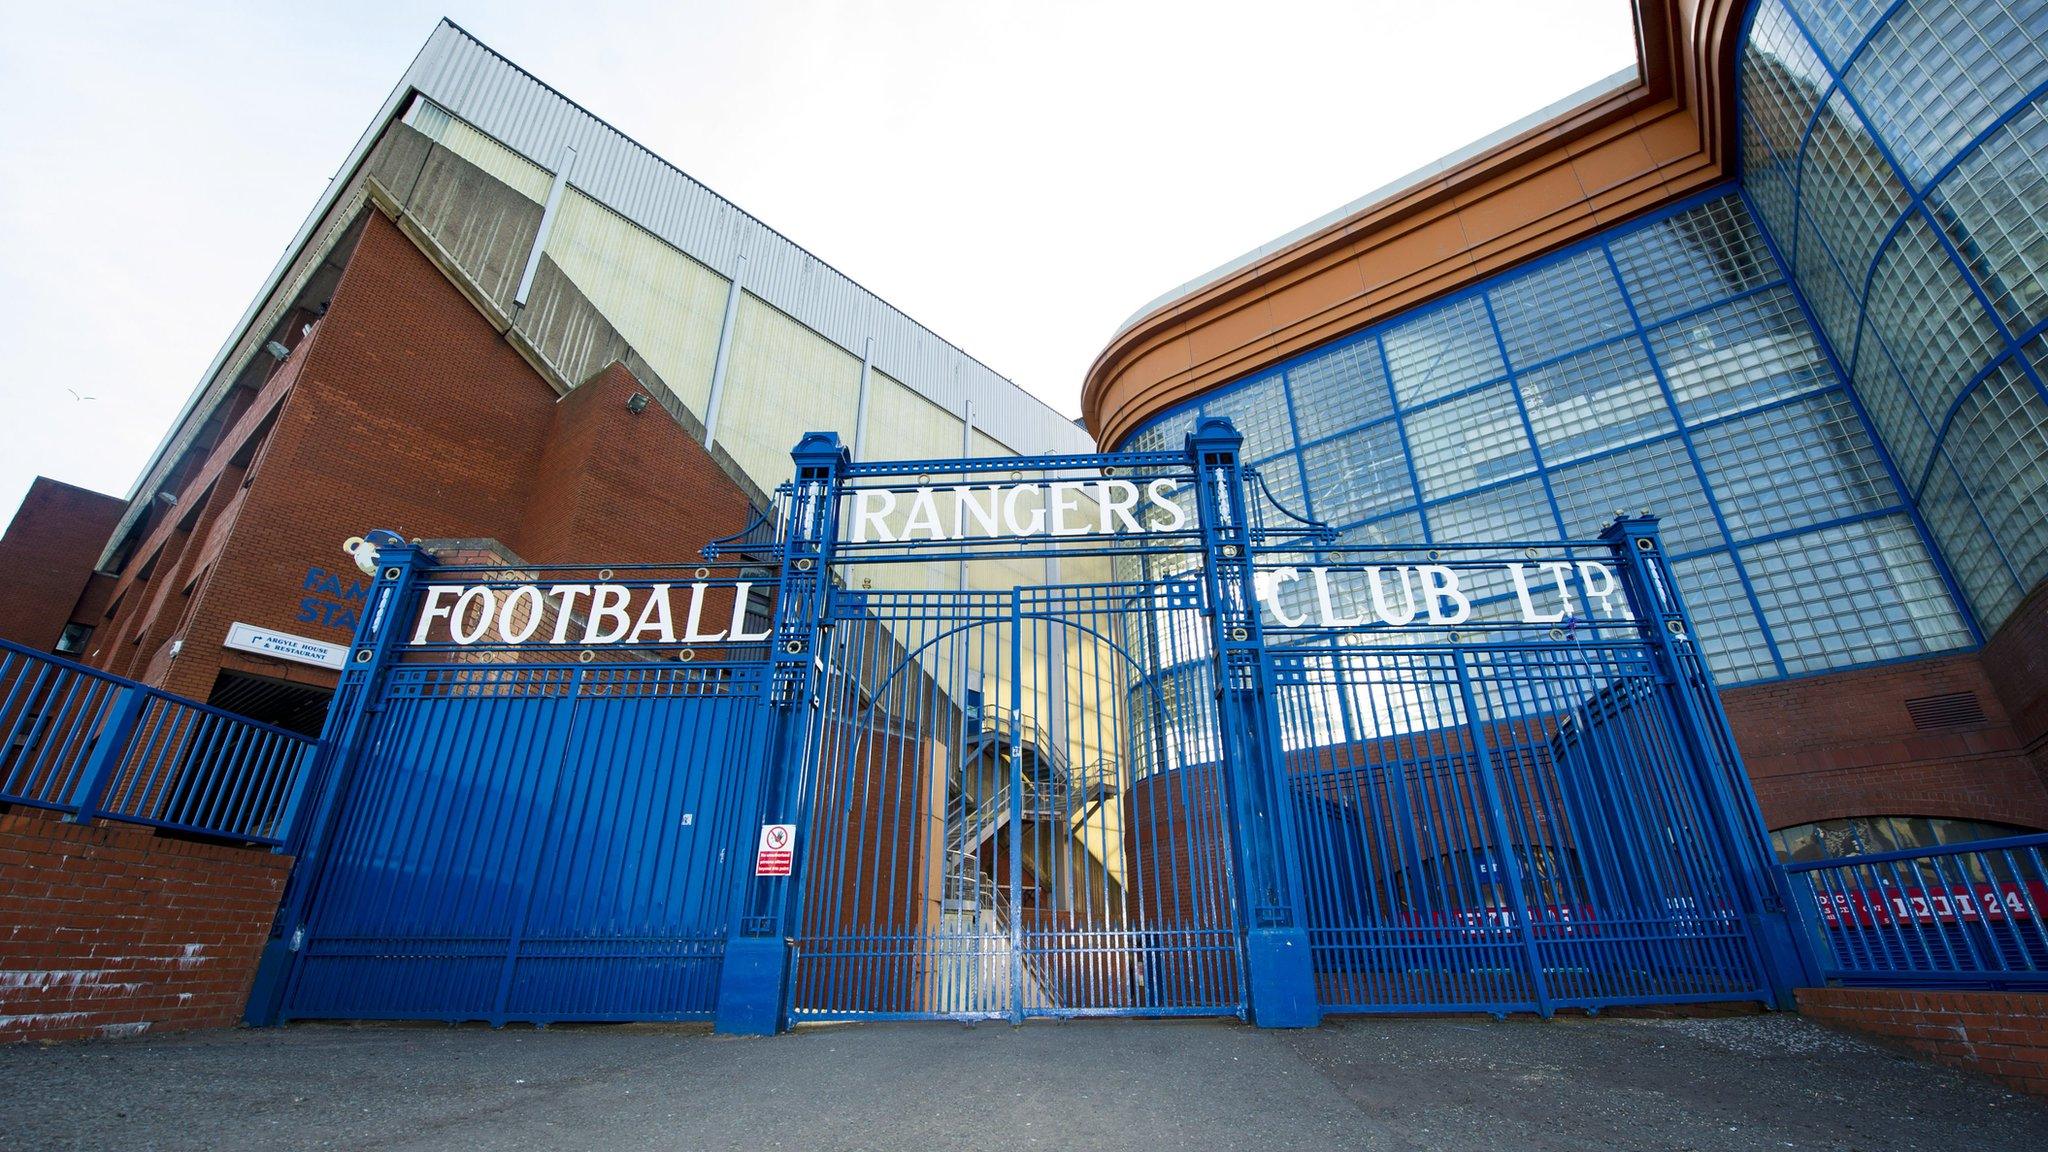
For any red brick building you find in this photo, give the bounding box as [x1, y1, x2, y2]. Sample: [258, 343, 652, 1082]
[0, 479, 123, 656]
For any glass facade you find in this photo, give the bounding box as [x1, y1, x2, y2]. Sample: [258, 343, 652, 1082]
[1118, 193, 1976, 685]
[1738, 0, 2048, 631]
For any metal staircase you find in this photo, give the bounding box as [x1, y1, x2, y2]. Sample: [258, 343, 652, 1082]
[935, 706, 1121, 1010]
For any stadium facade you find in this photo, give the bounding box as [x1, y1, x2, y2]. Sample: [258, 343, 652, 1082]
[1, 1, 2046, 1041]
[1085, 0, 2048, 858]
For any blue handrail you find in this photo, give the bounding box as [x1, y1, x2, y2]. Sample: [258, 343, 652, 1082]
[1783, 832, 2048, 989]
[0, 637, 320, 847]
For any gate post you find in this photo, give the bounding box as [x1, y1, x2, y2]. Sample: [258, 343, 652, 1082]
[1186, 417, 1320, 1028]
[245, 537, 434, 1025]
[1599, 516, 1818, 1006]
[714, 431, 846, 1035]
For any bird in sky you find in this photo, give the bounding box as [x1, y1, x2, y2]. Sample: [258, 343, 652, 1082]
[65, 387, 95, 401]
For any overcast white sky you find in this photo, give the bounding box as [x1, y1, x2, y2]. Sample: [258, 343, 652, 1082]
[0, 1, 1635, 520]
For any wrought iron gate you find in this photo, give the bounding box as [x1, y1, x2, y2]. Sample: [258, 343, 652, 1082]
[250, 417, 1809, 1031]
[787, 581, 1243, 1021]
[258, 562, 774, 1025]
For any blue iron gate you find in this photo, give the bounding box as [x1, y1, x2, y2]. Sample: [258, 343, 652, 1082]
[261, 562, 773, 1025]
[250, 417, 1808, 1031]
[787, 581, 1243, 1021]
[1270, 598, 1774, 1013]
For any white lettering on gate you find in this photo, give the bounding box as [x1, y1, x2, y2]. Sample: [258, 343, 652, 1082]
[406, 561, 1630, 647]
[1255, 562, 1627, 629]
[408, 579, 779, 648]
[844, 479, 1189, 544]
[681, 583, 725, 644]
[584, 586, 632, 645]
[1509, 563, 1574, 624]
[630, 584, 675, 644]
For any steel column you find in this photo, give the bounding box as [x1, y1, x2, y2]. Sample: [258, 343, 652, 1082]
[245, 541, 435, 1026]
[713, 431, 847, 1034]
[1187, 417, 1320, 1027]
[1600, 516, 1816, 1004]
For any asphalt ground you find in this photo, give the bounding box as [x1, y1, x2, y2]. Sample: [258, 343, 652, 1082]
[3, 1013, 2045, 1151]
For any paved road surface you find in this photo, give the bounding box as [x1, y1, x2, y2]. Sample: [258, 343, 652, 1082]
[3, 1013, 2044, 1151]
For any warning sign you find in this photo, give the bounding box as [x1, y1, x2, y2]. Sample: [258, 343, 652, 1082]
[756, 823, 795, 877]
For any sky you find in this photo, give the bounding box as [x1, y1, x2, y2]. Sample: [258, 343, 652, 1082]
[0, 1, 1635, 520]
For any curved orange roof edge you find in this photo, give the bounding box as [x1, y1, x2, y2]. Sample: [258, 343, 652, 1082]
[1082, 0, 1750, 450]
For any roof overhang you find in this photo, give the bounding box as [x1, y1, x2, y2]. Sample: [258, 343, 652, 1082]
[1081, 0, 1751, 449]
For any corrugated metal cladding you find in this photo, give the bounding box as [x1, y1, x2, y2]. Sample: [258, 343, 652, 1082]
[402, 20, 1088, 456]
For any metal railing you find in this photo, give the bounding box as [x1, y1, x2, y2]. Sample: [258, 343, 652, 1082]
[1786, 832, 2048, 989]
[0, 638, 318, 847]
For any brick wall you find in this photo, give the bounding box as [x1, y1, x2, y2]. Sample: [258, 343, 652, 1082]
[1723, 651, 2048, 832]
[0, 478, 124, 653]
[1982, 582, 2048, 779]
[1121, 770, 1240, 1007]
[81, 207, 756, 709]
[0, 807, 292, 1044]
[1797, 986, 2048, 1097]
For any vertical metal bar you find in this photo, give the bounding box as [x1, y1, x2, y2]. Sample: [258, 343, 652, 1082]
[1008, 588, 1026, 1023]
[852, 337, 875, 461]
[1451, 648, 1551, 1015]
[66, 686, 146, 824]
[244, 543, 435, 1025]
[513, 144, 578, 308]
[714, 431, 844, 1034]
[700, 254, 749, 450]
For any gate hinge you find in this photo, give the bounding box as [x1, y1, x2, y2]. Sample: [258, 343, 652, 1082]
[289, 925, 306, 952]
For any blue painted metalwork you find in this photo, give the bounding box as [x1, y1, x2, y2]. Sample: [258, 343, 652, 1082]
[1116, 185, 1974, 690]
[0, 637, 316, 845]
[1264, 523, 1792, 1014]
[1187, 419, 1320, 1026]
[1735, 0, 2048, 632]
[714, 431, 845, 1034]
[1786, 832, 2048, 989]
[250, 420, 1805, 1030]
[782, 434, 1252, 1023]
[255, 551, 777, 1027]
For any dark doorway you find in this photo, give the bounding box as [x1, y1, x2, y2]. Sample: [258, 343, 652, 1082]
[207, 670, 333, 737]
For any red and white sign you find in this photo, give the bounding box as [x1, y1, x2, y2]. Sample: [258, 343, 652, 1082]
[1813, 880, 2048, 928]
[755, 823, 795, 877]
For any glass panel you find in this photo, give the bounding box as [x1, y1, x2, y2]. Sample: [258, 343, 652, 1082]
[1549, 438, 1720, 554]
[1199, 373, 1294, 462]
[1123, 406, 1199, 454]
[1426, 477, 1559, 544]
[1741, 515, 1972, 673]
[1298, 421, 1413, 527]
[1518, 337, 1674, 464]
[1285, 337, 1392, 444]
[1249, 451, 1311, 524]
[1947, 350, 2048, 590]
[1848, 328, 1938, 478]
[1693, 391, 1898, 539]
[1382, 295, 1505, 408]
[1487, 249, 1632, 369]
[1800, 90, 1911, 287]
[1404, 384, 1534, 500]
[1919, 457, 2022, 624]
[1783, 0, 1889, 69]
[1609, 195, 1779, 326]
[1792, 207, 1863, 356]
[1650, 288, 1834, 424]
[1671, 551, 1779, 683]
[1745, 0, 1836, 153]
[1927, 92, 2048, 334]
[1862, 211, 2006, 423]
[1848, 0, 2048, 185]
